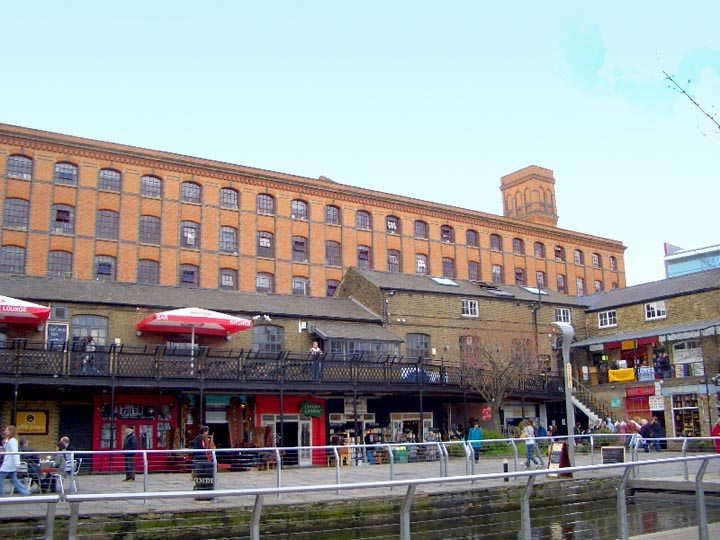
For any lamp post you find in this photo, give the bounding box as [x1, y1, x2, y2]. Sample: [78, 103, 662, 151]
[551, 321, 576, 465]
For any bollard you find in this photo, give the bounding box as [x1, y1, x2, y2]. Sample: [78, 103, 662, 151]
[503, 458, 509, 482]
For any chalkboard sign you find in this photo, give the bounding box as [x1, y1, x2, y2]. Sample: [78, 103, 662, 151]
[601, 446, 625, 464]
[548, 442, 564, 465]
[46, 323, 68, 350]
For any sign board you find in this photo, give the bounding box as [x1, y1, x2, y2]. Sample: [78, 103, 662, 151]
[344, 397, 367, 414]
[299, 401, 323, 418]
[547, 442, 565, 477]
[601, 446, 625, 464]
[46, 323, 68, 350]
[649, 395, 665, 411]
[626, 385, 656, 398]
[16, 410, 49, 434]
[610, 397, 621, 408]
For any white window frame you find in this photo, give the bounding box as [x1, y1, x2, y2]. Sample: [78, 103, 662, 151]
[554, 308, 571, 324]
[645, 301, 667, 321]
[461, 299, 479, 318]
[598, 310, 617, 329]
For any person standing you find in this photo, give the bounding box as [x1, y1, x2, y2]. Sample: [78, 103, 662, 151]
[191, 426, 214, 493]
[18, 438, 40, 491]
[310, 341, 323, 381]
[0, 425, 31, 496]
[467, 421, 483, 462]
[522, 420, 540, 470]
[122, 426, 137, 481]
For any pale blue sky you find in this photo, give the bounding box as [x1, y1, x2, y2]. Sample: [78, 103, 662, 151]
[3, 2, 718, 285]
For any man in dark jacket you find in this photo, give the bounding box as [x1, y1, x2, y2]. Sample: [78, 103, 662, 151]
[639, 419, 653, 453]
[122, 426, 138, 481]
[650, 416, 664, 452]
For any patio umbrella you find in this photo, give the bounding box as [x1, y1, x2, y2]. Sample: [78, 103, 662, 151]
[0, 294, 51, 325]
[135, 307, 252, 349]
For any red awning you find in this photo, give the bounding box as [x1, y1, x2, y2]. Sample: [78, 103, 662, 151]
[0, 295, 51, 325]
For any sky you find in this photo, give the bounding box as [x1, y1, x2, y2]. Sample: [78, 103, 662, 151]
[3, 2, 718, 286]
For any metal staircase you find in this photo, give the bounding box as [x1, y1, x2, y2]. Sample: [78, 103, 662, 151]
[571, 377, 613, 424]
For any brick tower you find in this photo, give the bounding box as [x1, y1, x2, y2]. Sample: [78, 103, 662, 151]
[500, 165, 558, 227]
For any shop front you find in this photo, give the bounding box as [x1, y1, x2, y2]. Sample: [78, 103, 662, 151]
[92, 394, 179, 473]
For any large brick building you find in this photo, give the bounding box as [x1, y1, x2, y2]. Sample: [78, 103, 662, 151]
[0, 123, 626, 298]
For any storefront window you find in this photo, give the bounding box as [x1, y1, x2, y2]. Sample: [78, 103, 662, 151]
[672, 393, 700, 437]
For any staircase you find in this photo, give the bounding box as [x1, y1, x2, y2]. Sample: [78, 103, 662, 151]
[571, 377, 613, 424]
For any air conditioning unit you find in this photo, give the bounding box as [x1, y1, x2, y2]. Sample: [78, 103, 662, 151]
[51, 306, 69, 320]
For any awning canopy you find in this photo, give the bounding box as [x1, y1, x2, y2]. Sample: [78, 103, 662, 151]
[0, 294, 51, 325]
[136, 307, 252, 338]
[312, 322, 402, 342]
[572, 317, 720, 349]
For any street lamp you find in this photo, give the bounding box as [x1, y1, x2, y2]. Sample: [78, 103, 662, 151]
[551, 321, 576, 465]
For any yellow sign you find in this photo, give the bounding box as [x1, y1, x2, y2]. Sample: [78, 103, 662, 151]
[16, 410, 48, 434]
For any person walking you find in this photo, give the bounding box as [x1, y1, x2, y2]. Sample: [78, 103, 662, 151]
[521, 420, 540, 470]
[467, 421, 483, 462]
[0, 425, 31, 496]
[122, 426, 137, 481]
[191, 426, 214, 494]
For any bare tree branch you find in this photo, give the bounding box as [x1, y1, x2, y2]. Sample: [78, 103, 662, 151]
[664, 70, 720, 137]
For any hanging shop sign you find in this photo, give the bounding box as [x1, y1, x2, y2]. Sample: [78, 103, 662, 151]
[16, 410, 48, 434]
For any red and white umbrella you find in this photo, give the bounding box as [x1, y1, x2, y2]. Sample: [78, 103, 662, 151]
[135, 307, 252, 348]
[0, 294, 51, 325]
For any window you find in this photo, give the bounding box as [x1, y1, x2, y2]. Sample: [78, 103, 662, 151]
[594, 279, 603, 293]
[414, 220, 428, 239]
[490, 234, 503, 252]
[180, 221, 200, 249]
[406, 333, 430, 358]
[139, 215, 161, 244]
[98, 168, 121, 191]
[325, 241, 341, 266]
[534, 242, 546, 258]
[253, 324, 284, 354]
[179, 264, 199, 287]
[3, 198, 29, 229]
[292, 236, 308, 262]
[415, 254, 428, 276]
[576, 277, 585, 296]
[555, 308, 571, 323]
[573, 249, 584, 265]
[386, 215, 400, 234]
[291, 199, 308, 220]
[491, 264, 503, 284]
[440, 225, 454, 243]
[468, 261, 479, 281]
[47, 250, 72, 277]
[611, 282, 619, 290]
[466, 230, 479, 247]
[181, 181, 201, 203]
[256, 272, 274, 293]
[388, 250, 401, 273]
[137, 259, 159, 285]
[292, 276, 310, 296]
[94, 255, 116, 281]
[220, 187, 239, 209]
[325, 205, 341, 225]
[326, 279, 339, 297]
[220, 226, 238, 253]
[557, 274, 566, 293]
[536, 271, 546, 288]
[442, 257, 455, 278]
[462, 299, 479, 317]
[51, 204, 75, 234]
[356, 210, 371, 230]
[54, 162, 78, 185]
[609, 256, 617, 271]
[598, 310, 617, 328]
[71, 314, 108, 346]
[592, 253, 602, 268]
[357, 245, 372, 269]
[515, 268, 525, 285]
[141, 175, 162, 198]
[6, 155, 33, 179]
[554, 246, 566, 262]
[257, 193, 275, 215]
[96, 210, 119, 240]
[219, 268, 238, 290]
[512, 238, 525, 255]
[645, 301, 667, 321]
[257, 231, 274, 258]
[0, 246, 25, 274]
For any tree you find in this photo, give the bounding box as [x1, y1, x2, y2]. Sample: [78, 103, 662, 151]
[664, 70, 720, 138]
[460, 333, 537, 432]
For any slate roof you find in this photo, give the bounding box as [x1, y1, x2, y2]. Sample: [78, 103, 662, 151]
[311, 322, 402, 342]
[350, 268, 584, 306]
[579, 268, 720, 312]
[572, 317, 720, 348]
[0, 275, 381, 322]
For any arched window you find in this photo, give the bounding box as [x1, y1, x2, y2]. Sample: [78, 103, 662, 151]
[219, 268, 238, 290]
[257, 194, 275, 215]
[466, 230, 479, 247]
[220, 187, 239, 209]
[292, 236, 308, 262]
[573, 249, 585, 265]
[98, 168, 122, 191]
[388, 250, 401, 273]
[554, 246, 566, 262]
[291, 199, 308, 220]
[51, 204, 75, 234]
[3, 198, 29, 229]
[181, 181, 202, 203]
[292, 276, 310, 296]
[491, 264, 503, 284]
[356, 210, 372, 230]
[257, 231, 274, 258]
[592, 253, 602, 268]
[141, 175, 163, 198]
[180, 221, 200, 249]
[536, 271, 546, 288]
[256, 272, 274, 293]
[442, 257, 455, 278]
[325, 205, 341, 225]
[326, 279, 339, 297]
[0, 246, 25, 274]
[96, 210, 119, 240]
[94, 255, 116, 281]
[179, 264, 199, 287]
[468, 261, 479, 281]
[6, 155, 33, 179]
[139, 215, 161, 244]
[357, 245, 372, 269]
[54, 162, 78, 185]
[490, 234, 503, 251]
[326, 241, 341, 266]
[47, 250, 72, 278]
[386, 215, 400, 234]
[515, 268, 525, 285]
[440, 225, 454, 243]
[414, 220, 429, 239]
[609, 256, 617, 271]
[220, 226, 238, 253]
[512, 238, 525, 255]
[137, 259, 159, 285]
[534, 242, 546, 258]
[415, 254, 428, 276]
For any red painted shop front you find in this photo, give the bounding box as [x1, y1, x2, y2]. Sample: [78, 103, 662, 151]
[92, 394, 179, 473]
